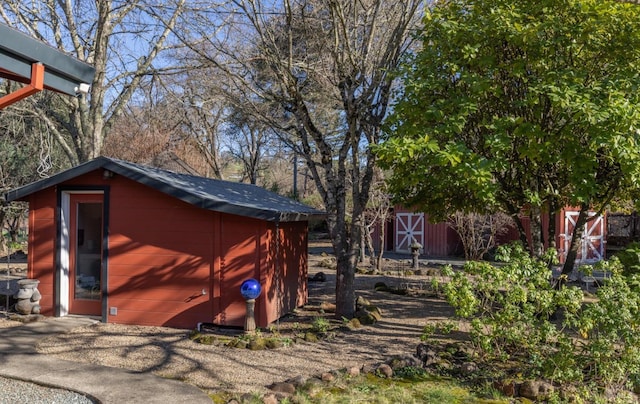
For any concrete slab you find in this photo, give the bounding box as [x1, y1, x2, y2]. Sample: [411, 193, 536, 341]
[0, 317, 212, 403]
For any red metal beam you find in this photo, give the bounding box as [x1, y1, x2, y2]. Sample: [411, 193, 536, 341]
[0, 62, 44, 109]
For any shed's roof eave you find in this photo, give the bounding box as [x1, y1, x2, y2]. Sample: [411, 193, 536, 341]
[5, 157, 325, 223]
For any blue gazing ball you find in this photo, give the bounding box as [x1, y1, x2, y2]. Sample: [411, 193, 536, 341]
[240, 278, 261, 300]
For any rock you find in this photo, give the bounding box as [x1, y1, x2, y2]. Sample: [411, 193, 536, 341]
[356, 296, 371, 308]
[344, 318, 362, 330]
[347, 366, 360, 377]
[248, 339, 266, 350]
[304, 332, 318, 342]
[286, 375, 307, 387]
[30, 289, 41, 302]
[361, 363, 376, 375]
[416, 343, 439, 367]
[15, 299, 35, 315]
[355, 310, 378, 325]
[321, 372, 334, 382]
[493, 380, 517, 397]
[305, 377, 323, 386]
[460, 362, 478, 375]
[265, 339, 283, 349]
[519, 380, 554, 400]
[388, 355, 421, 370]
[262, 394, 278, 404]
[374, 282, 389, 291]
[320, 301, 336, 312]
[310, 272, 327, 282]
[269, 382, 296, 395]
[377, 363, 393, 378]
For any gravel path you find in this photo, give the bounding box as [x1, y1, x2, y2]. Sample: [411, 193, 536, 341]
[0, 249, 461, 397]
[32, 270, 458, 396]
[0, 376, 95, 403]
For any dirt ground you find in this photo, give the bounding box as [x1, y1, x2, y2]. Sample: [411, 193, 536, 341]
[0, 241, 461, 395]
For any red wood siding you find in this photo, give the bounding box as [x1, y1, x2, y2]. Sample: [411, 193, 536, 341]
[106, 175, 214, 328]
[217, 214, 262, 327]
[28, 188, 56, 315]
[260, 222, 308, 325]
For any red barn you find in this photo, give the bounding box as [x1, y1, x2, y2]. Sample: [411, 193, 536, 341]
[5, 157, 324, 329]
[376, 206, 605, 264]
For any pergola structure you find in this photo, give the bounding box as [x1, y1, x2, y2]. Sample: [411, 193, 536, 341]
[0, 23, 95, 108]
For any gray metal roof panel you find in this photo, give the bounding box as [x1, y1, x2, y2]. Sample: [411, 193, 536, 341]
[5, 157, 325, 222]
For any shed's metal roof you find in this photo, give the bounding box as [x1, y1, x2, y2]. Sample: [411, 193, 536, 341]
[5, 157, 325, 222]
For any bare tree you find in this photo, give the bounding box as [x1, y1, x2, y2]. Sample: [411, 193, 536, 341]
[363, 169, 393, 271]
[448, 212, 514, 261]
[177, 0, 423, 317]
[0, 0, 187, 165]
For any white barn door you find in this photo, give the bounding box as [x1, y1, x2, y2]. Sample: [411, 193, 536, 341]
[395, 213, 424, 253]
[563, 211, 604, 264]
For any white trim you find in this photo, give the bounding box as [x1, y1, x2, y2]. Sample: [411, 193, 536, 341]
[59, 190, 104, 316]
[59, 192, 70, 316]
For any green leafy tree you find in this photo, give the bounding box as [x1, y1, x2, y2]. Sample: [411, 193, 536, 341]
[376, 0, 640, 273]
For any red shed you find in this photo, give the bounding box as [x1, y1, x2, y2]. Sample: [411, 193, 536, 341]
[5, 157, 324, 329]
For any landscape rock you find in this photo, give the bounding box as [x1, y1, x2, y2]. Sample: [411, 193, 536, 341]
[286, 375, 307, 387]
[321, 372, 334, 382]
[493, 380, 517, 397]
[269, 382, 296, 395]
[388, 355, 421, 370]
[361, 363, 376, 375]
[261, 394, 278, 404]
[347, 366, 360, 377]
[344, 318, 362, 330]
[377, 363, 393, 378]
[374, 282, 389, 291]
[519, 380, 554, 400]
[310, 272, 327, 282]
[460, 362, 478, 375]
[320, 301, 336, 312]
[416, 343, 439, 367]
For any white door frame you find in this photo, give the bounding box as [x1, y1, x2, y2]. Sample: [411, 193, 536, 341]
[58, 190, 104, 316]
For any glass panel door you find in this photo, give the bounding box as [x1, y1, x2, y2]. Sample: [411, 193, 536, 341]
[69, 194, 103, 315]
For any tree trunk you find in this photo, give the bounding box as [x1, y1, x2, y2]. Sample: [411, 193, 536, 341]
[530, 206, 544, 257]
[512, 214, 532, 253]
[561, 204, 589, 275]
[376, 219, 386, 271]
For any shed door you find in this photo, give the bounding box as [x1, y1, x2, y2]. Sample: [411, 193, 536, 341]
[395, 213, 424, 253]
[69, 194, 104, 315]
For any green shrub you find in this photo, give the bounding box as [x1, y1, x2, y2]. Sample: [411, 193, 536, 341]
[311, 316, 331, 333]
[439, 243, 640, 393]
[613, 242, 640, 277]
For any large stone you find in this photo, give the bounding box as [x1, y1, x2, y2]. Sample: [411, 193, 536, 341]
[269, 382, 296, 395]
[519, 380, 554, 400]
[15, 299, 35, 315]
[321, 372, 334, 382]
[416, 343, 439, 367]
[377, 363, 393, 378]
[346, 366, 360, 377]
[460, 362, 478, 375]
[286, 375, 307, 387]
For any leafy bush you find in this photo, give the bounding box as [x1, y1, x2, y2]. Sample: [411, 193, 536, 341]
[311, 316, 331, 333]
[439, 243, 640, 392]
[613, 242, 640, 277]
